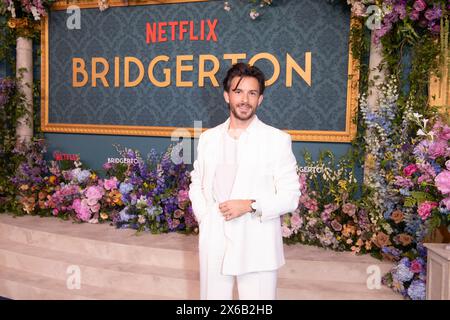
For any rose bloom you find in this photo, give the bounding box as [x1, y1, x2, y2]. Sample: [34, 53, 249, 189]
[391, 210, 404, 224]
[418, 201, 438, 220]
[410, 259, 423, 273]
[374, 232, 391, 248]
[403, 164, 418, 176]
[104, 177, 118, 191]
[397, 233, 413, 246]
[435, 170, 450, 194]
[342, 203, 357, 216]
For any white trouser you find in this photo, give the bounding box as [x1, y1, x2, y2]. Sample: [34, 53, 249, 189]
[199, 208, 278, 300]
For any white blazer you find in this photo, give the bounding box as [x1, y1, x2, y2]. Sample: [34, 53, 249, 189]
[189, 116, 301, 275]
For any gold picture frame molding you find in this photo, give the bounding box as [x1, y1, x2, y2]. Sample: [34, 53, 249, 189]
[41, 0, 360, 142]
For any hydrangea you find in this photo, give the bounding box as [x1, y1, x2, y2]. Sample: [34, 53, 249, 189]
[392, 263, 414, 282]
[407, 280, 426, 300]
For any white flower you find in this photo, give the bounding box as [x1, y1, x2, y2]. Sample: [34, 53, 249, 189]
[249, 9, 260, 20]
[30, 6, 40, 21]
[413, 112, 423, 119]
[7, 1, 16, 18]
[224, 1, 231, 11]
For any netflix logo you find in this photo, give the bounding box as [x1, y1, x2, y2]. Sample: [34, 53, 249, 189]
[146, 19, 218, 44]
[53, 151, 80, 161]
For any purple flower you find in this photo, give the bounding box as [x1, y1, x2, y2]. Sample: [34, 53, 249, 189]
[393, 3, 407, 19]
[409, 9, 420, 21]
[407, 280, 426, 300]
[394, 175, 414, 188]
[424, 6, 442, 21]
[429, 22, 441, 34]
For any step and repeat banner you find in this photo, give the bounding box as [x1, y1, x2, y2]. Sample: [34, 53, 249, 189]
[41, 0, 359, 142]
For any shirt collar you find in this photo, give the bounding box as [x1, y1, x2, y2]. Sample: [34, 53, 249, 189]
[224, 114, 260, 135]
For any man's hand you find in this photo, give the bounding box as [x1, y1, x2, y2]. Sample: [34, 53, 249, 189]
[219, 200, 252, 221]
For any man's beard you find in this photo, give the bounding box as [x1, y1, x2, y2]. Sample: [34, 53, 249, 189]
[229, 103, 256, 121]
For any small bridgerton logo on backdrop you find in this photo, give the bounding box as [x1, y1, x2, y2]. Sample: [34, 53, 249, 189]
[107, 157, 141, 164]
[298, 166, 324, 174]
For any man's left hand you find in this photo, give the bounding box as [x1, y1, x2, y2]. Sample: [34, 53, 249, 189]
[219, 200, 252, 221]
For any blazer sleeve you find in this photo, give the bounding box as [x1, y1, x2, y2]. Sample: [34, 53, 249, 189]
[258, 133, 301, 222]
[188, 134, 209, 224]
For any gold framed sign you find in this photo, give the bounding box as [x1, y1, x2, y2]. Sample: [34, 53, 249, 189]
[41, 0, 360, 142]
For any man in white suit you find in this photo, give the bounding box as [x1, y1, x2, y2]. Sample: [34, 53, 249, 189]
[189, 63, 300, 300]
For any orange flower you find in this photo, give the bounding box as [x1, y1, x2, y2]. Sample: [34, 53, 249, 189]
[48, 175, 57, 184]
[390, 210, 404, 224]
[397, 233, 413, 246]
[373, 232, 391, 248]
[38, 191, 47, 200]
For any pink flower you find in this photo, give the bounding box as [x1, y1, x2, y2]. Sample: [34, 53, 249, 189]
[403, 164, 418, 176]
[410, 259, 423, 273]
[413, 0, 427, 12]
[331, 219, 343, 232]
[438, 125, 450, 140]
[52, 208, 59, 216]
[435, 170, 450, 194]
[177, 189, 189, 204]
[342, 203, 357, 217]
[446, 160, 450, 171]
[90, 203, 101, 213]
[417, 162, 437, 177]
[86, 197, 98, 206]
[394, 176, 414, 188]
[299, 173, 308, 194]
[418, 174, 432, 184]
[103, 177, 118, 191]
[72, 198, 91, 222]
[290, 213, 303, 229]
[85, 186, 104, 201]
[428, 140, 447, 159]
[418, 201, 438, 220]
[282, 224, 293, 238]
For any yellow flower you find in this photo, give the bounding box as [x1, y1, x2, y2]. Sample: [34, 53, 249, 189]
[100, 212, 108, 220]
[365, 154, 376, 170]
[90, 173, 97, 180]
[19, 184, 29, 191]
[48, 175, 57, 184]
[338, 180, 347, 190]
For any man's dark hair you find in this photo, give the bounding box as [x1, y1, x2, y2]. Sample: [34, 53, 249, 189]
[222, 63, 265, 94]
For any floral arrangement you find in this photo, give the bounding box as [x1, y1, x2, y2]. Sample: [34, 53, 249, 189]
[282, 151, 382, 255]
[108, 145, 197, 234]
[347, 0, 449, 41]
[394, 113, 450, 238]
[382, 245, 428, 299]
[1, 0, 55, 21]
[7, 140, 198, 235]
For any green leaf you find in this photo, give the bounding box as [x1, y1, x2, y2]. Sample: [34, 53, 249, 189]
[404, 197, 416, 207]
